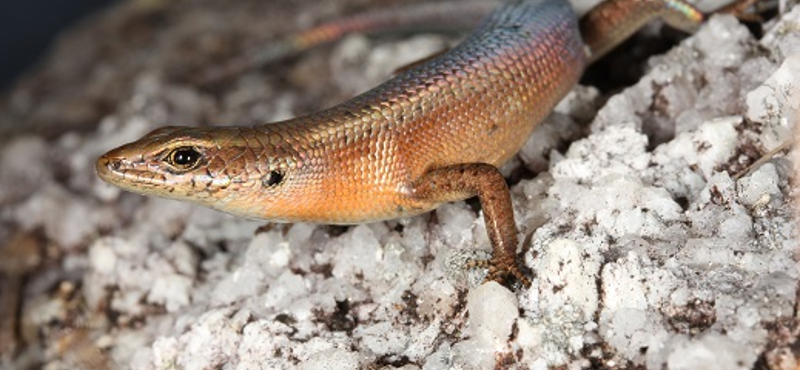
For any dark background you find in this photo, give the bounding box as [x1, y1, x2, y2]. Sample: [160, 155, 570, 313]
[0, 0, 118, 90]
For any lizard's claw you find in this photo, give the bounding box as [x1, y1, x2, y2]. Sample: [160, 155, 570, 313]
[467, 258, 531, 288]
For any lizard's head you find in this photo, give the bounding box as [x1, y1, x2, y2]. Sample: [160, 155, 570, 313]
[96, 126, 294, 214]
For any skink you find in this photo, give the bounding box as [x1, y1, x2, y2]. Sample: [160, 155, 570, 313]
[96, 0, 703, 285]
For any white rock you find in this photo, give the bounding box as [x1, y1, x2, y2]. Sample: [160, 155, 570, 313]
[601, 308, 670, 364]
[746, 54, 800, 148]
[666, 334, 756, 370]
[737, 163, 781, 207]
[601, 252, 648, 313]
[467, 282, 519, 345]
[356, 321, 408, 356]
[536, 239, 600, 321]
[299, 348, 360, 370]
[452, 282, 519, 369]
[147, 273, 193, 312]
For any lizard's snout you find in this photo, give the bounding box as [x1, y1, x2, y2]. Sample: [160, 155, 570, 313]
[95, 154, 115, 182]
[95, 150, 128, 183]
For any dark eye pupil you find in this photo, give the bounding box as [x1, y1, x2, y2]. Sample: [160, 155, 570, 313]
[264, 170, 284, 186]
[171, 147, 200, 167]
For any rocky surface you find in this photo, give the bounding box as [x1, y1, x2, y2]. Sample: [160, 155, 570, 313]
[0, 0, 798, 369]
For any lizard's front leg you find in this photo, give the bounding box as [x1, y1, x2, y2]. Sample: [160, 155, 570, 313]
[409, 163, 530, 287]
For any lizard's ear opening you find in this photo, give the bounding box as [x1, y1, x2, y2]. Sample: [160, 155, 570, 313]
[262, 170, 285, 187]
[163, 146, 204, 172]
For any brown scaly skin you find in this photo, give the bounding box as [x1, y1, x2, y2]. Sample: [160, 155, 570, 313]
[97, 0, 703, 287]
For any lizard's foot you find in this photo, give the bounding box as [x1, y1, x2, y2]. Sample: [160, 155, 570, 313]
[466, 257, 531, 288]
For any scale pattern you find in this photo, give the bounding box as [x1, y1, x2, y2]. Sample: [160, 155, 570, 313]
[246, 0, 586, 223]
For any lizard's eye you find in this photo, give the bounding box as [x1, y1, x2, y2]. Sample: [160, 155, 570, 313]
[166, 146, 202, 170]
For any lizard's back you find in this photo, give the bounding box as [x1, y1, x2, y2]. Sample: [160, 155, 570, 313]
[261, 0, 587, 221]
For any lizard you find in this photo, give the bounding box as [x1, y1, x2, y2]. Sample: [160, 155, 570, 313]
[96, 0, 705, 286]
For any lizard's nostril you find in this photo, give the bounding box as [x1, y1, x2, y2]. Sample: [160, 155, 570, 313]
[96, 154, 123, 180]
